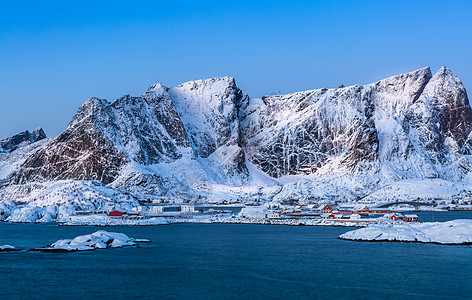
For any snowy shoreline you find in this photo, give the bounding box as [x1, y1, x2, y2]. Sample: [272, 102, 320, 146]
[170, 217, 373, 227]
[52, 215, 383, 227]
[339, 219, 472, 245]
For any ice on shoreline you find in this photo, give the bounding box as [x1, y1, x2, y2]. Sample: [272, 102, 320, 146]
[339, 219, 472, 245]
[31, 230, 150, 252]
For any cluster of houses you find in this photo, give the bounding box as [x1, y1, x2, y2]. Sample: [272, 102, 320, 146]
[238, 203, 419, 222]
[447, 193, 472, 211]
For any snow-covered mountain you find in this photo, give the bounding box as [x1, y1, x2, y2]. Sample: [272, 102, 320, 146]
[1, 66, 472, 221]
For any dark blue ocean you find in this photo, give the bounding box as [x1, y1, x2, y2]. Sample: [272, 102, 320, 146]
[1, 211, 472, 299]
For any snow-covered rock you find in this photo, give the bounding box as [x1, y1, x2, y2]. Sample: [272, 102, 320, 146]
[32, 230, 149, 252]
[7, 205, 56, 223]
[339, 219, 472, 244]
[0, 200, 17, 221]
[0, 245, 21, 252]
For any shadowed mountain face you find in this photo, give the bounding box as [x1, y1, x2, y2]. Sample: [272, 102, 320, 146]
[5, 67, 472, 193]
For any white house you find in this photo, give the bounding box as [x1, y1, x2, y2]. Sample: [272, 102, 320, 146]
[181, 205, 195, 213]
[238, 206, 270, 219]
[150, 206, 164, 213]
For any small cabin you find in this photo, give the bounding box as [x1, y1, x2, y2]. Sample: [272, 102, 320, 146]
[403, 214, 418, 222]
[384, 213, 404, 221]
[353, 205, 369, 212]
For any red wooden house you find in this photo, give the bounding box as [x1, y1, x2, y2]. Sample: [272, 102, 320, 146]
[109, 210, 125, 217]
[403, 214, 418, 222]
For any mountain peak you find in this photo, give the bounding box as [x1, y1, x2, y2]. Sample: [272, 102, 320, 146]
[436, 65, 451, 75]
[0, 128, 47, 153]
[147, 83, 169, 93]
[430, 65, 461, 83]
[174, 76, 237, 90]
[32, 128, 46, 142]
[373, 66, 432, 86]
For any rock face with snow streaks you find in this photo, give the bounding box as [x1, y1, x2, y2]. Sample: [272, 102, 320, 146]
[243, 67, 472, 181]
[243, 84, 380, 177]
[167, 77, 249, 175]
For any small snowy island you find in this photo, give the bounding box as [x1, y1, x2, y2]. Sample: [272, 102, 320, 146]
[31, 230, 150, 252]
[339, 219, 472, 245]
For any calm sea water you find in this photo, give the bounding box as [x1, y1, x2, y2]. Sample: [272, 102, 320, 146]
[1, 211, 472, 299]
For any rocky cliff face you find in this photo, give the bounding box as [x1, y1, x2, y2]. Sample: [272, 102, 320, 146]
[242, 67, 472, 182]
[2, 66, 472, 203]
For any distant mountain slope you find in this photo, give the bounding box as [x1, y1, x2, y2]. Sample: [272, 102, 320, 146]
[0, 129, 48, 187]
[0, 128, 46, 153]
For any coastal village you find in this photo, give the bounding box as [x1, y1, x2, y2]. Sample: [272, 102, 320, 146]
[76, 189, 472, 225]
[72, 197, 472, 225]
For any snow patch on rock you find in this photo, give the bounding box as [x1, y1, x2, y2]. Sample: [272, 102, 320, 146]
[33, 230, 149, 252]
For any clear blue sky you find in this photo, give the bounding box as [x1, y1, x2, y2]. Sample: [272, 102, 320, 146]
[1, 0, 471, 138]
